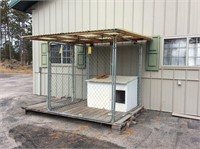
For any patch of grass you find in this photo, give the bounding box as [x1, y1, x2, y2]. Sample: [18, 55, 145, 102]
[0, 65, 32, 74]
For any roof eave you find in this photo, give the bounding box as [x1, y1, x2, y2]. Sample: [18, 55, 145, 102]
[9, 0, 38, 13]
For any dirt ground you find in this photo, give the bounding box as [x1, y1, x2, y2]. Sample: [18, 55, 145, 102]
[1, 73, 200, 149]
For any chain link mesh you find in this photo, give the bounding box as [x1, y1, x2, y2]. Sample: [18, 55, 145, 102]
[48, 43, 139, 123]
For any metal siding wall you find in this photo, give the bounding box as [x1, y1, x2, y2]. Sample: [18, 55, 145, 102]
[69, 0, 76, 32]
[185, 81, 198, 115]
[44, 2, 50, 34]
[124, 0, 133, 31]
[154, 0, 165, 36]
[114, 0, 123, 28]
[133, 0, 143, 33]
[49, 1, 56, 33]
[32, 3, 41, 95]
[98, 0, 106, 29]
[189, 0, 200, 34]
[176, 0, 189, 35]
[143, 0, 154, 35]
[56, 0, 63, 33]
[62, 0, 69, 32]
[31, 0, 200, 116]
[162, 80, 173, 112]
[142, 79, 151, 109]
[90, 0, 98, 30]
[150, 80, 161, 110]
[164, 0, 177, 36]
[106, 0, 114, 29]
[82, 0, 90, 30]
[173, 80, 185, 114]
[76, 0, 83, 31]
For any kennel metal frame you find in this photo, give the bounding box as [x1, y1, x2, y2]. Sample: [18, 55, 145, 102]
[23, 29, 152, 123]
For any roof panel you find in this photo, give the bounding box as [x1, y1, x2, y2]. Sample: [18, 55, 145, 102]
[23, 28, 152, 44]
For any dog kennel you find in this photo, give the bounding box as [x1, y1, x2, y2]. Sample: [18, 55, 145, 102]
[23, 29, 151, 126]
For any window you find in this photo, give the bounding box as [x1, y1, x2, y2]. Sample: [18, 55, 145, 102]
[163, 38, 186, 66]
[51, 44, 72, 64]
[188, 37, 200, 66]
[163, 37, 200, 66]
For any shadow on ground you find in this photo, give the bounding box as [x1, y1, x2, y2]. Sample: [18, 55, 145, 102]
[9, 124, 124, 149]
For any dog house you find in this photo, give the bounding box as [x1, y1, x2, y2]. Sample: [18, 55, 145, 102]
[86, 76, 138, 112]
[23, 29, 152, 128]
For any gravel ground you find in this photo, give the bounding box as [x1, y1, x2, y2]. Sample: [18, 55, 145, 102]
[0, 73, 200, 149]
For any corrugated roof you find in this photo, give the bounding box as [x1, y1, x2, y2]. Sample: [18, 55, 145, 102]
[22, 29, 152, 44]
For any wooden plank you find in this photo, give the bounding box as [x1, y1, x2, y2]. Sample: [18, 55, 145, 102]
[72, 107, 96, 115]
[104, 111, 124, 122]
[67, 107, 90, 115]
[172, 113, 200, 120]
[94, 111, 111, 122]
[56, 101, 86, 112]
[25, 101, 47, 109]
[81, 108, 103, 117]
[62, 102, 87, 113]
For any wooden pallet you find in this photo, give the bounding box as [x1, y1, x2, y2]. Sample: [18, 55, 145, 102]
[112, 106, 144, 134]
[22, 99, 143, 133]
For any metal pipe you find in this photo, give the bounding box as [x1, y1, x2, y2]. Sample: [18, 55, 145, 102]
[111, 36, 117, 123]
[138, 44, 143, 106]
[71, 45, 75, 101]
[48, 41, 52, 111]
[86, 45, 90, 79]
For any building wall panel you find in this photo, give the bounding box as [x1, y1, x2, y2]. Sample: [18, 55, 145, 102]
[150, 80, 161, 110]
[106, 0, 114, 29]
[49, 1, 56, 33]
[162, 70, 173, 79]
[98, 0, 106, 29]
[133, 0, 143, 33]
[176, 0, 189, 35]
[62, 0, 69, 32]
[173, 80, 185, 114]
[143, 0, 154, 35]
[162, 80, 173, 112]
[123, 0, 133, 31]
[142, 79, 151, 109]
[114, 0, 123, 28]
[185, 81, 198, 115]
[76, 0, 82, 31]
[189, 0, 200, 34]
[55, 0, 63, 32]
[153, 0, 165, 36]
[68, 0, 76, 32]
[164, 0, 177, 36]
[90, 0, 98, 30]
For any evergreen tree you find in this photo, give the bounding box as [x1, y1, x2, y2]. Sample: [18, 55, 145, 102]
[0, 0, 32, 64]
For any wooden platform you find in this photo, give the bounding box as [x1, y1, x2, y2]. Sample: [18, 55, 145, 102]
[22, 99, 143, 133]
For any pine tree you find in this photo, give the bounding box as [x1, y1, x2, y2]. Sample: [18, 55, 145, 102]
[0, 0, 32, 64]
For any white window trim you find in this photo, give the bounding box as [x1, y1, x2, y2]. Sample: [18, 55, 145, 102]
[160, 35, 200, 69]
[51, 44, 73, 66]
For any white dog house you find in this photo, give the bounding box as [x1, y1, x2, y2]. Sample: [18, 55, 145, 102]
[86, 76, 138, 112]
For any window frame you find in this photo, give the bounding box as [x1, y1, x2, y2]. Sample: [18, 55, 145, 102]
[50, 43, 73, 66]
[161, 35, 200, 69]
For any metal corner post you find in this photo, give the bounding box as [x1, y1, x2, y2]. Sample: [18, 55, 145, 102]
[111, 36, 117, 123]
[71, 44, 75, 102]
[48, 42, 52, 111]
[138, 44, 143, 106]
